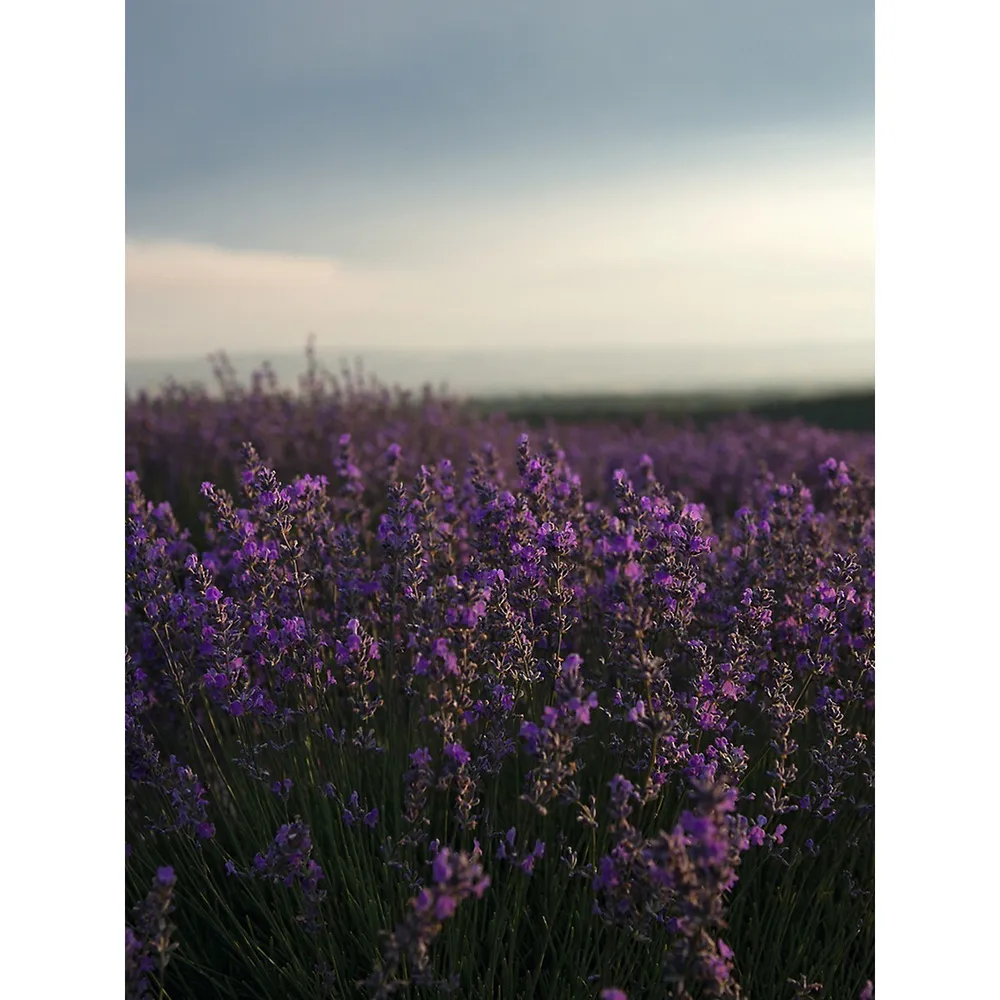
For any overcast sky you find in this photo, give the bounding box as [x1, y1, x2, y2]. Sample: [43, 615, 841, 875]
[126, 1, 874, 373]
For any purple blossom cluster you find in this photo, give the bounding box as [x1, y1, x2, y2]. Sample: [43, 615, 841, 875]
[363, 845, 490, 998]
[495, 825, 547, 876]
[520, 652, 600, 815]
[127, 356, 873, 529]
[228, 819, 328, 933]
[333, 786, 380, 829]
[125, 651, 215, 840]
[591, 772, 749, 998]
[125, 370, 874, 997]
[125, 866, 178, 1000]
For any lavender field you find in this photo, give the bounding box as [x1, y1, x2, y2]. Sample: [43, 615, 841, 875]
[125, 357, 874, 999]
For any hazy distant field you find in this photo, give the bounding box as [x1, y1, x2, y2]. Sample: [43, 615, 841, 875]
[125, 345, 874, 401]
[126, 349, 873, 435]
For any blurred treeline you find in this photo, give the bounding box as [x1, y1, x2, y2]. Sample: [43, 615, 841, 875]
[465, 389, 875, 432]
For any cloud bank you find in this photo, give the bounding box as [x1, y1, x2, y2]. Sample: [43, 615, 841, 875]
[127, 135, 872, 361]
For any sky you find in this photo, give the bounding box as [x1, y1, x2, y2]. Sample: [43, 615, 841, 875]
[126, 1, 874, 389]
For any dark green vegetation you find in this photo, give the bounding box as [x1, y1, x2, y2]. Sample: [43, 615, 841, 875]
[465, 389, 875, 432]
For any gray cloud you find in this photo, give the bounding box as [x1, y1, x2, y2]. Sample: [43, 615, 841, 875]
[127, 1, 873, 249]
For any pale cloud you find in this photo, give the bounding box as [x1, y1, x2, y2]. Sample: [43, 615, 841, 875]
[126, 138, 872, 361]
[125, 241, 351, 291]
[126, 241, 392, 357]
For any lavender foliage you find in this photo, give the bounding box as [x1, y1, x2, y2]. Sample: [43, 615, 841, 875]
[125, 361, 874, 999]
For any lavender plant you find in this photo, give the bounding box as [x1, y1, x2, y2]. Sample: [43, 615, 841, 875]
[126, 361, 874, 999]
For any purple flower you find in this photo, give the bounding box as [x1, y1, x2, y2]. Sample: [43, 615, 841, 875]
[592, 856, 621, 897]
[444, 742, 471, 766]
[520, 839, 546, 875]
[520, 721, 541, 754]
[249, 820, 327, 931]
[271, 777, 293, 799]
[126, 867, 179, 999]
[432, 851, 451, 885]
[567, 691, 599, 725]
[622, 560, 644, 583]
[493, 684, 515, 713]
[601, 990, 629, 1000]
